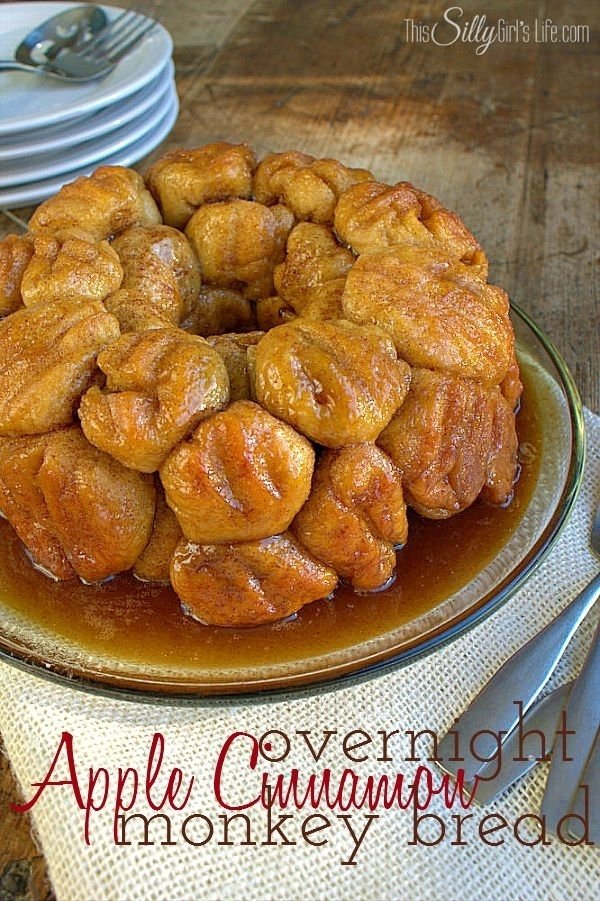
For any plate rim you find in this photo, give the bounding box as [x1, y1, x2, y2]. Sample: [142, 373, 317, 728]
[0, 82, 178, 186]
[0, 1, 173, 136]
[0, 93, 179, 206]
[0, 60, 174, 161]
[0, 302, 586, 704]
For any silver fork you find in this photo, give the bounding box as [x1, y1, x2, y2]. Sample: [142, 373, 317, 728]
[0, 11, 157, 82]
[435, 503, 600, 784]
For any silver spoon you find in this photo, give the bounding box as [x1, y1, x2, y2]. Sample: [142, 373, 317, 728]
[0, 5, 108, 80]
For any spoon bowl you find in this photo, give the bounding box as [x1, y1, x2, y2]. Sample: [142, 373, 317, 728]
[15, 5, 107, 65]
[0, 5, 109, 81]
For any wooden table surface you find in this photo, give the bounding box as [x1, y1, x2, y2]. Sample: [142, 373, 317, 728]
[0, 0, 597, 896]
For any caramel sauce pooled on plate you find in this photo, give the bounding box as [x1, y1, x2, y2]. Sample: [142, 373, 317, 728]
[0, 369, 542, 675]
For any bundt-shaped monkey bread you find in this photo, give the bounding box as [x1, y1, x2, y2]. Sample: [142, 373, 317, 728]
[0, 144, 521, 627]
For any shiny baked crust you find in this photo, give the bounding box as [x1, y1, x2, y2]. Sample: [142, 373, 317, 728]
[171, 532, 338, 627]
[253, 318, 411, 447]
[105, 225, 201, 332]
[292, 444, 408, 591]
[160, 400, 315, 543]
[29, 166, 160, 241]
[79, 328, 230, 472]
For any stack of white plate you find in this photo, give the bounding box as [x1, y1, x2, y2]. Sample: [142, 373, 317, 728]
[0, 2, 177, 208]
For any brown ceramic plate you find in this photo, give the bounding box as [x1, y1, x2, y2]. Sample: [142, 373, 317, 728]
[0, 304, 585, 702]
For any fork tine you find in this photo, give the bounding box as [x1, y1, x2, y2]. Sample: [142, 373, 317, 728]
[84, 9, 144, 57]
[84, 14, 155, 62]
[104, 19, 158, 64]
[88, 9, 131, 47]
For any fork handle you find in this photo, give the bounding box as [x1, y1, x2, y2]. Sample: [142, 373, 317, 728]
[0, 61, 39, 72]
[540, 615, 600, 834]
[437, 571, 600, 782]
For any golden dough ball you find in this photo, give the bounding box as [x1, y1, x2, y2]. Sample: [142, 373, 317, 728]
[0, 428, 156, 582]
[500, 349, 523, 411]
[181, 286, 255, 336]
[0, 298, 120, 437]
[79, 328, 229, 473]
[342, 245, 512, 385]
[0, 433, 75, 580]
[334, 180, 488, 275]
[480, 393, 519, 507]
[407, 183, 489, 276]
[0, 233, 33, 317]
[262, 245, 348, 322]
[112, 225, 201, 315]
[253, 319, 411, 447]
[105, 224, 201, 333]
[160, 400, 315, 544]
[254, 150, 373, 224]
[292, 444, 407, 591]
[36, 428, 155, 583]
[334, 181, 423, 253]
[21, 228, 123, 308]
[255, 295, 296, 330]
[146, 142, 256, 229]
[185, 199, 293, 300]
[170, 533, 338, 627]
[378, 369, 518, 518]
[206, 331, 263, 401]
[133, 483, 183, 583]
[29, 166, 160, 242]
[273, 221, 355, 314]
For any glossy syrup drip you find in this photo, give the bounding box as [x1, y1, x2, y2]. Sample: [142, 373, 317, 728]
[0, 374, 542, 673]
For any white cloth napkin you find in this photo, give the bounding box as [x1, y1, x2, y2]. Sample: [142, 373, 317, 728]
[0, 410, 598, 901]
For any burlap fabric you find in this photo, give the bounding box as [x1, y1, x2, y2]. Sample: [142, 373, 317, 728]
[0, 410, 598, 901]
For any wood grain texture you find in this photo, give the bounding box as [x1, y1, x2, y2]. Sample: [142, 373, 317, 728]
[0, 0, 597, 893]
[0, 752, 52, 900]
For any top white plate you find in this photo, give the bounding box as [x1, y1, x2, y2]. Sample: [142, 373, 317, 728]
[0, 2, 173, 136]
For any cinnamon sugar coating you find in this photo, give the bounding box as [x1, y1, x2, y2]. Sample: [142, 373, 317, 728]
[254, 319, 411, 447]
[161, 400, 315, 544]
[273, 221, 354, 319]
[342, 246, 513, 384]
[254, 151, 373, 224]
[146, 142, 255, 229]
[0, 433, 75, 580]
[292, 444, 408, 591]
[378, 369, 518, 518]
[334, 180, 488, 275]
[0, 298, 120, 437]
[79, 329, 229, 472]
[0, 428, 155, 582]
[0, 234, 33, 317]
[106, 225, 201, 332]
[21, 228, 122, 308]
[185, 200, 293, 300]
[37, 428, 155, 582]
[171, 533, 337, 627]
[29, 166, 160, 241]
